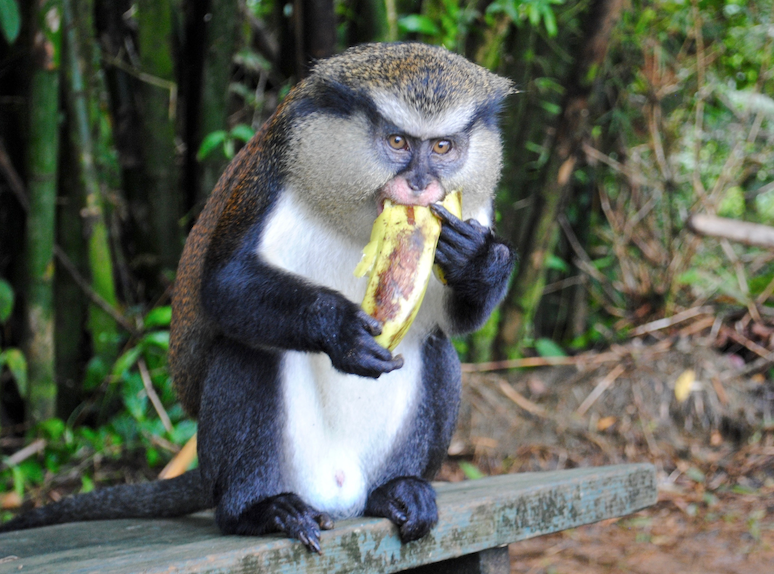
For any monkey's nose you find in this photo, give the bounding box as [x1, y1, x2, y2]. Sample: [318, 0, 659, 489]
[406, 173, 433, 193]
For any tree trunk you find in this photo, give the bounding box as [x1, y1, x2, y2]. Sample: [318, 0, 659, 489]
[294, 0, 336, 77]
[137, 0, 182, 272]
[495, 0, 624, 356]
[25, 0, 63, 422]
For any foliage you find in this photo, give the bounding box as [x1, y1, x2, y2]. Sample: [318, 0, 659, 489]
[0, 0, 20, 44]
[546, 0, 774, 340]
[197, 124, 256, 160]
[0, 279, 27, 397]
[0, 305, 195, 502]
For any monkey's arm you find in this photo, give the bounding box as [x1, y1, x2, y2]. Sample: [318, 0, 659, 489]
[430, 204, 515, 333]
[201, 242, 403, 378]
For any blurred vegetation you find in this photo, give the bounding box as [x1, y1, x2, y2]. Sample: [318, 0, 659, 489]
[0, 0, 772, 510]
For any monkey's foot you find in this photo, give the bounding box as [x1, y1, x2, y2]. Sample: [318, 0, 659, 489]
[364, 476, 437, 542]
[230, 493, 334, 553]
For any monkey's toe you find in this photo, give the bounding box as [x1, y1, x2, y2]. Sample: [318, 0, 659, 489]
[228, 493, 333, 553]
[364, 476, 437, 542]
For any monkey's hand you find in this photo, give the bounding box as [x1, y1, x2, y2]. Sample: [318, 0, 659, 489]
[364, 476, 438, 542]
[312, 293, 405, 378]
[429, 204, 515, 333]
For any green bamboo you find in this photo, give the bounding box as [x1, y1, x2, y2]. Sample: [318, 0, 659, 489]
[62, 0, 120, 361]
[25, 0, 63, 422]
[137, 0, 182, 271]
[199, 0, 239, 201]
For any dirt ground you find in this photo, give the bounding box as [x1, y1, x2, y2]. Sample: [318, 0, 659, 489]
[447, 338, 774, 574]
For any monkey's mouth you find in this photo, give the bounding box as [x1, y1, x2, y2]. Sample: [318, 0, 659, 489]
[376, 178, 446, 215]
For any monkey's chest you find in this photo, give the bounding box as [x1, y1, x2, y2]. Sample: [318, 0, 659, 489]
[259, 191, 434, 517]
[279, 348, 422, 518]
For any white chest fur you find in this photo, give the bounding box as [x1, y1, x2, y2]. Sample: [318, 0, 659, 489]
[258, 191, 445, 518]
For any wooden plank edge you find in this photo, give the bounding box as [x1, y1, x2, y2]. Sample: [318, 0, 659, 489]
[0, 464, 656, 574]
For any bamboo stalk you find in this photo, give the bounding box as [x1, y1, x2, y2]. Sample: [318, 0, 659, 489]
[25, 1, 63, 421]
[62, 0, 120, 360]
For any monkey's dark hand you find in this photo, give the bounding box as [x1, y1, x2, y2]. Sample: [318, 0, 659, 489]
[311, 293, 404, 378]
[365, 476, 438, 542]
[231, 493, 334, 553]
[429, 204, 515, 332]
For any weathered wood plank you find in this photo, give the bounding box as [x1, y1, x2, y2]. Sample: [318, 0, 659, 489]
[0, 464, 656, 574]
[405, 546, 510, 574]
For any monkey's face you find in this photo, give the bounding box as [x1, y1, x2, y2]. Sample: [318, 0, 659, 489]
[285, 108, 503, 241]
[282, 43, 512, 240]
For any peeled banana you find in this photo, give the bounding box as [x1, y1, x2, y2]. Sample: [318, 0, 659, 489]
[354, 191, 462, 351]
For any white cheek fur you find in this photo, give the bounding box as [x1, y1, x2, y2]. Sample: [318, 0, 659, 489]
[258, 190, 443, 517]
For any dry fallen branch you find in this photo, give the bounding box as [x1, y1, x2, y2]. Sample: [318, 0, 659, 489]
[497, 380, 549, 418]
[461, 351, 620, 373]
[2, 439, 46, 468]
[576, 364, 627, 416]
[631, 306, 714, 336]
[138, 358, 173, 434]
[687, 213, 774, 248]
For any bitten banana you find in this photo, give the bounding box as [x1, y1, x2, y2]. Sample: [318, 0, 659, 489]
[354, 191, 462, 351]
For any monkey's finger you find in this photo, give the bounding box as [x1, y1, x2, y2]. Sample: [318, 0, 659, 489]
[432, 204, 489, 243]
[315, 512, 335, 530]
[351, 351, 404, 379]
[357, 310, 384, 337]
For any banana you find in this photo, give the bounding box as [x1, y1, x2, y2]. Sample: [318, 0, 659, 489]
[354, 191, 462, 351]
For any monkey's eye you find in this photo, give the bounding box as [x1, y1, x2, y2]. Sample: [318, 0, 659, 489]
[432, 139, 452, 155]
[388, 134, 409, 151]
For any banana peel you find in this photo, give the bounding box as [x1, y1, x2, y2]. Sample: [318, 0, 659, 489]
[354, 191, 462, 351]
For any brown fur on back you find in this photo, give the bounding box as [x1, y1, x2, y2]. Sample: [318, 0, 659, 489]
[168, 120, 273, 417]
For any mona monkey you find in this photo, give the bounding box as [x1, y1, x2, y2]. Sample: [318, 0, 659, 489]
[0, 43, 515, 552]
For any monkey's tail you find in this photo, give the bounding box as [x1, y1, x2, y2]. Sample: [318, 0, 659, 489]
[0, 469, 212, 533]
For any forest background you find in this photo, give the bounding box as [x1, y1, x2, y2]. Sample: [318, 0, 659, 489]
[0, 0, 772, 549]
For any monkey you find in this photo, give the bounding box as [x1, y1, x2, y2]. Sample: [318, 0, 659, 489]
[0, 43, 515, 552]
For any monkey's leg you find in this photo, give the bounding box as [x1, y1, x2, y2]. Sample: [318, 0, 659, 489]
[430, 203, 515, 333]
[364, 330, 461, 542]
[198, 338, 332, 552]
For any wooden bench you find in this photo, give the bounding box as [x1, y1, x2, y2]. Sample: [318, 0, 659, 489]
[0, 463, 656, 574]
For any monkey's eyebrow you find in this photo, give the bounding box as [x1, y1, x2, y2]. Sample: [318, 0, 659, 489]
[369, 92, 477, 140]
[466, 98, 508, 131]
[295, 80, 380, 121]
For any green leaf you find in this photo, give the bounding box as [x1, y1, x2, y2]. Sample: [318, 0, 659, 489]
[40, 418, 65, 441]
[197, 130, 227, 161]
[534, 338, 567, 358]
[0, 0, 20, 45]
[144, 306, 172, 329]
[223, 138, 235, 159]
[398, 14, 440, 36]
[545, 254, 570, 273]
[141, 330, 170, 350]
[459, 461, 485, 480]
[0, 278, 13, 322]
[0, 348, 27, 396]
[111, 346, 143, 380]
[229, 124, 255, 143]
[542, 5, 558, 36]
[83, 356, 109, 391]
[121, 372, 148, 421]
[81, 475, 95, 493]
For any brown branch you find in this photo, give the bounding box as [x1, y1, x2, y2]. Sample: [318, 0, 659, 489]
[686, 214, 774, 248]
[630, 306, 714, 336]
[138, 358, 173, 433]
[576, 364, 626, 416]
[0, 139, 28, 210]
